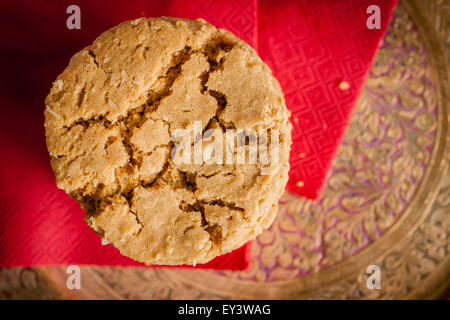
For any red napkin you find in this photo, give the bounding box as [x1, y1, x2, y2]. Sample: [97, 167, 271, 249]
[0, 0, 396, 269]
[0, 0, 256, 270]
[258, 0, 398, 198]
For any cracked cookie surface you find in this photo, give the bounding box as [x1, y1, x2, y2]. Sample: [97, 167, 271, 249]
[44, 17, 292, 265]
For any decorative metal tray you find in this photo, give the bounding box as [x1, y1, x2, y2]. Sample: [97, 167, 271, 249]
[0, 0, 448, 299]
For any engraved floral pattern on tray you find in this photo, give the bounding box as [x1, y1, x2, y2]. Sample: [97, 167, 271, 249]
[216, 6, 438, 282]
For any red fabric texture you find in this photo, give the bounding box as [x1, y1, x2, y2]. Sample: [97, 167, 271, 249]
[0, 0, 395, 269]
[258, 0, 398, 198]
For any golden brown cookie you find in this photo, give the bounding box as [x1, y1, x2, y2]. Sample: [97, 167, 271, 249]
[44, 17, 291, 265]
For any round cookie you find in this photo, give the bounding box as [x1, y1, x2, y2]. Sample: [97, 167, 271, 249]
[44, 17, 292, 265]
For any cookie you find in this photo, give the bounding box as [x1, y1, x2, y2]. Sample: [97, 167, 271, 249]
[44, 17, 291, 265]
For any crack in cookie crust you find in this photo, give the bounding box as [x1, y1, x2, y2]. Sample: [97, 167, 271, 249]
[44, 17, 292, 265]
